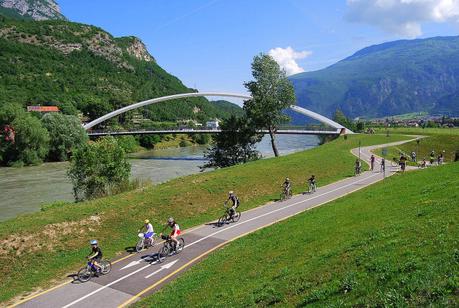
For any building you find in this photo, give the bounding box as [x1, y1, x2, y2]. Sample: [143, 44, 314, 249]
[206, 119, 220, 129]
[27, 106, 60, 113]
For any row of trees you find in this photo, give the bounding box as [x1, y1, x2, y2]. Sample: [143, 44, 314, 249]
[0, 103, 88, 166]
[204, 54, 296, 168]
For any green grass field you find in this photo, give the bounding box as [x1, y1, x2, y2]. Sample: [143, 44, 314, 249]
[136, 162, 459, 307]
[0, 134, 410, 303]
[374, 126, 459, 136]
[373, 133, 459, 165]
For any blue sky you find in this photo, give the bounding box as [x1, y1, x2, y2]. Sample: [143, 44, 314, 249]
[59, 0, 459, 103]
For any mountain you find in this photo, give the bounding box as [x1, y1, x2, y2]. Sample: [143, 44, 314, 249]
[0, 14, 236, 127]
[209, 100, 244, 118]
[289, 36, 459, 122]
[0, 0, 65, 20]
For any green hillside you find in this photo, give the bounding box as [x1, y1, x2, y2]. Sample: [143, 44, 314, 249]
[0, 16, 235, 127]
[290, 36, 459, 120]
[210, 100, 244, 118]
[137, 162, 459, 307]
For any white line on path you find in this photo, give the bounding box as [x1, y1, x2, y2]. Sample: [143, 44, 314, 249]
[62, 171, 384, 307]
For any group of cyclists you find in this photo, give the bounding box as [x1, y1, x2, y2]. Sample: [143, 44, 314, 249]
[86, 191, 240, 274]
[282, 175, 317, 198]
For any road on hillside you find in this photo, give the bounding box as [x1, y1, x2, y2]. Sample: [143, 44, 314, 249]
[12, 139, 415, 308]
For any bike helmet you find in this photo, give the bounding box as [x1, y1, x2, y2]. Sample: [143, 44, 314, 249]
[144, 219, 150, 224]
[90, 239, 98, 245]
[285, 177, 290, 181]
[168, 217, 174, 224]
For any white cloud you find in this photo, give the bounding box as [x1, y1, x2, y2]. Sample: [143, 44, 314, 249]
[346, 0, 459, 38]
[268, 47, 312, 76]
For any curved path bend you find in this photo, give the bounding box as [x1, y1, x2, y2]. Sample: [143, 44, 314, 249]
[13, 138, 415, 308]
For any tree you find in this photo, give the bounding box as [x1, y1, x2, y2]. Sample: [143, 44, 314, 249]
[333, 109, 355, 131]
[202, 115, 262, 169]
[244, 54, 296, 157]
[67, 136, 131, 201]
[41, 113, 88, 161]
[0, 103, 50, 166]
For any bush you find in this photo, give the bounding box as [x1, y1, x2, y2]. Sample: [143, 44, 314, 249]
[179, 140, 192, 147]
[116, 135, 139, 153]
[67, 136, 131, 201]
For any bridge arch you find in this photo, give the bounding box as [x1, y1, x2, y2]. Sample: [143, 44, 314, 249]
[83, 92, 352, 133]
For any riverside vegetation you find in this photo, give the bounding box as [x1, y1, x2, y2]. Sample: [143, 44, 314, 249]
[0, 134, 409, 304]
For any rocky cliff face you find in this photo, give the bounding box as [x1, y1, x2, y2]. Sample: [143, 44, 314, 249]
[0, 0, 65, 20]
[125, 37, 155, 62]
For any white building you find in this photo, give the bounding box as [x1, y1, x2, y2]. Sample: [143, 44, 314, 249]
[206, 119, 220, 129]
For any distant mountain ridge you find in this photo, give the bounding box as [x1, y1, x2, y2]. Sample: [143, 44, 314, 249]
[0, 0, 65, 20]
[289, 36, 459, 122]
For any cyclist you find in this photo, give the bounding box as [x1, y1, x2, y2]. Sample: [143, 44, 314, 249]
[87, 240, 102, 276]
[307, 175, 316, 193]
[380, 158, 386, 173]
[429, 150, 435, 165]
[399, 154, 407, 172]
[370, 155, 375, 171]
[411, 151, 417, 162]
[355, 159, 362, 175]
[138, 219, 155, 245]
[225, 191, 240, 219]
[167, 217, 181, 251]
[282, 177, 292, 197]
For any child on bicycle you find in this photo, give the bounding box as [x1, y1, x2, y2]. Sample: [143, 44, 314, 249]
[138, 219, 155, 245]
[87, 240, 102, 276]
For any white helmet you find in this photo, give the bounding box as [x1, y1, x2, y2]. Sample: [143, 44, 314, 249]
[90, 239, 98, 245]
[168, 217, 174, 224]
[228, 191, 234, 195]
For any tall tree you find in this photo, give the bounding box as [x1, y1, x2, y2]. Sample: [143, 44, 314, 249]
[41, 113, 88, 161]
[202, 115, 262, 169]
[244, 54, 296, 157]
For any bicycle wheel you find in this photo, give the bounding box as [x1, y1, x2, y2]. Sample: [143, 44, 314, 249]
[78, 267, 92, 282]
[135, 239, 144, 252]
[232, 211, 241, 223]
[100, 260, 111, 274]
[175, 238, 185, 254]
[217, 215, 227, 226]
[279, 193, 285, 201]
[157, 245, 168, 263]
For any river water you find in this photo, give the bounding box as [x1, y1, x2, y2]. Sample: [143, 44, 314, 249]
[0, 135, 319, 221]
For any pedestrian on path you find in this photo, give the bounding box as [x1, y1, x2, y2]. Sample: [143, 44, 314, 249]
[380, 158, 385, 173]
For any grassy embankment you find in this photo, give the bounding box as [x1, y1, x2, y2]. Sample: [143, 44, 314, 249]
[372, 127, 459, 165]
[0, 134, 409, 304]
[137, 161, 459, 307]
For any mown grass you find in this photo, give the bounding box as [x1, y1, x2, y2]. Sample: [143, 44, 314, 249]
[374, 134, 459, 165]
[136, 162, 459, 307]
[0, 134, 409, 304]
[373, 126, 459, 136]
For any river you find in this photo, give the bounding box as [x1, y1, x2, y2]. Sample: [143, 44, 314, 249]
[0, 135, 320, 221]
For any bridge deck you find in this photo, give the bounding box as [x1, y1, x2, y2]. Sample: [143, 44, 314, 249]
[88, 129, 341, 137]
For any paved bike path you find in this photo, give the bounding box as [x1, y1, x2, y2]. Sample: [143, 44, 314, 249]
[15, 139, 413, 308]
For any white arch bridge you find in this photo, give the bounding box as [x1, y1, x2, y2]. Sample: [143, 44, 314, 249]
[84, 92, 353, 136]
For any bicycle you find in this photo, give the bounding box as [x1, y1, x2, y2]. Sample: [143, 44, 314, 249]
[391, 157, 400, 168]
[354, 165, 362, 176]
[135, 232, 159, 252]
[77, 259, 111, 282]
[279, 187, 292, 201]
[217, 205, 241, 226]
[157, 234, 185, 263]
[307, 181, 317, 193]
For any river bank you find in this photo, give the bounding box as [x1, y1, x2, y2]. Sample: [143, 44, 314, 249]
[0, 135, 320, 221]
